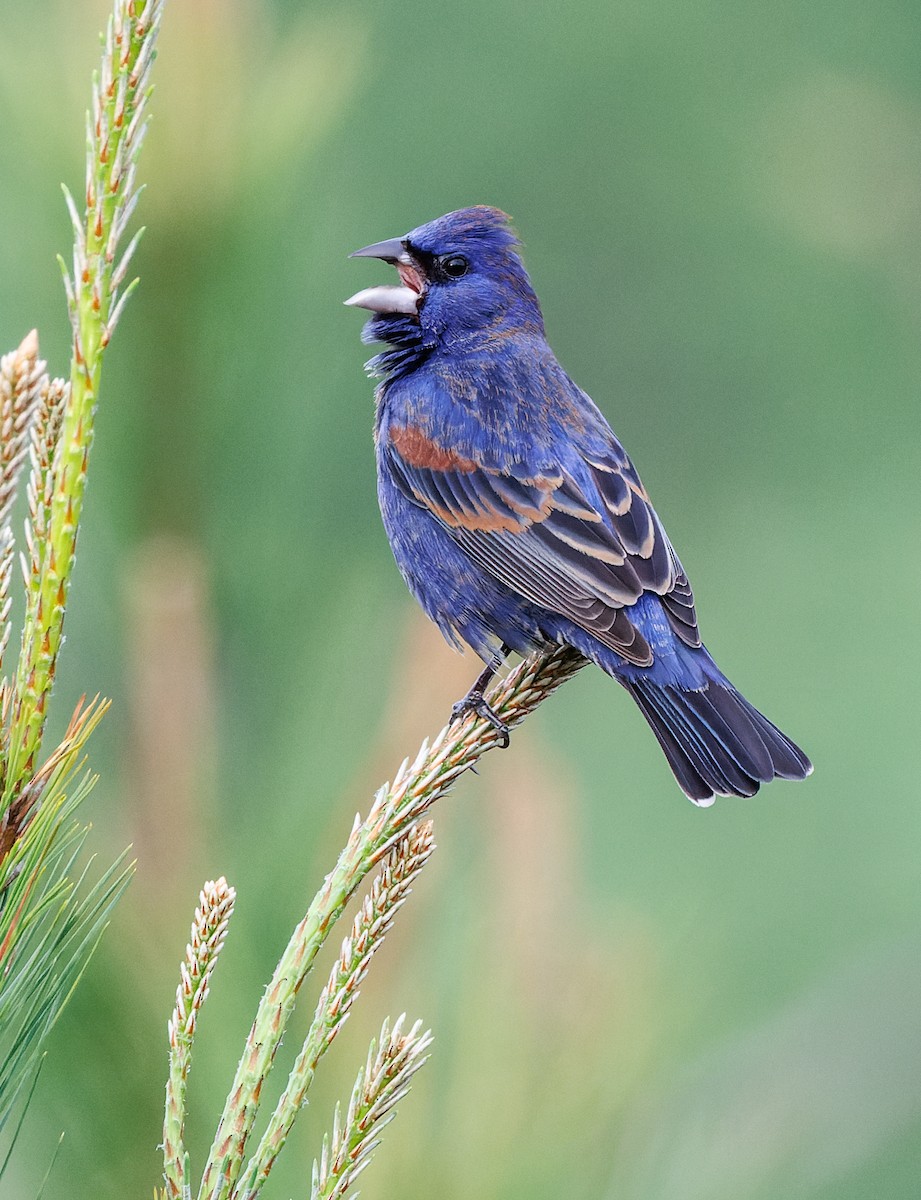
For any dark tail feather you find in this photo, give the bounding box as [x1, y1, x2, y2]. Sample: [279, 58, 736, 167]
[624, 676, 812, 805]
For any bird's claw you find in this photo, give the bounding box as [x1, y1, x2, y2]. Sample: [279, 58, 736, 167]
[451, 692, 511, 748]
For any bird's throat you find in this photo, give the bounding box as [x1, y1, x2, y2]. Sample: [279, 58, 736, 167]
[362, 311, 432, 381]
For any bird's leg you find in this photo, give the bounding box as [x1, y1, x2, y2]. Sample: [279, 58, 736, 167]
[451, 646, 512, 748]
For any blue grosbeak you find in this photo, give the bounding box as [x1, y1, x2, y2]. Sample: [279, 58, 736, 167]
[346, 206, 811, 805]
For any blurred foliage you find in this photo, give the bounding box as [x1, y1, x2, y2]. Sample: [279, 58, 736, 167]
[1, 0, 920, 1195]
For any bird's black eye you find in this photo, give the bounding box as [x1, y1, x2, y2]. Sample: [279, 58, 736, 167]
[440, 254, 469, 279]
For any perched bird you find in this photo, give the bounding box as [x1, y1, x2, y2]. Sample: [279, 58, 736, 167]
[345, 206, 811, 805]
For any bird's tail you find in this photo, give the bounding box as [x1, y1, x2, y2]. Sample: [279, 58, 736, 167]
[623, 675, 812, 805]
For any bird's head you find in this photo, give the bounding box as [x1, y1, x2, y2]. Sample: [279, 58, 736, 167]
[345, 206, 544, 345]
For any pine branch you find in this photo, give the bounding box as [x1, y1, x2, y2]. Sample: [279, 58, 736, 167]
[231, 822, 435, 1200]
[164, 878, 237, 1200]
[310, 1015, 433, 1200]
[181, 646, 583, 1200]
[0, 333, 47, 681]
[5, 0, 164, 798]
[0, 0, 165, 1160]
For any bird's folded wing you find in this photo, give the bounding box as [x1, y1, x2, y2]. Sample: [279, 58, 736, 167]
[385, 424, 701, 665]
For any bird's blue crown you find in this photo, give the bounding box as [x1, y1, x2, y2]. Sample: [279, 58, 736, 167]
[406, 206, 521, 257]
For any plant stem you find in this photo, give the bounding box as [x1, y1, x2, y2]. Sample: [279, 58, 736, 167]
[197, 646, 584, 1200]
[164, 879, 236, 1200]
[232, 823, 435, 1200]
[5, 0, 162, 797]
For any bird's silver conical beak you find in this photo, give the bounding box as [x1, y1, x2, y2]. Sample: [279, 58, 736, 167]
[345, 235, 424, 315]
[348, 237, 411, 263]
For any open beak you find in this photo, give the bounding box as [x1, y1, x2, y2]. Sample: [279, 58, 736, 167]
[344, 235, 426, 315]
[349, 237, 408, 262]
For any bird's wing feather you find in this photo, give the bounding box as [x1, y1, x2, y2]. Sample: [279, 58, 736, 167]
[386, 423, 701, 664]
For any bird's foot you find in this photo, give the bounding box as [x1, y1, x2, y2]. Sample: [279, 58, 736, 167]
[451, 691, 510, 748]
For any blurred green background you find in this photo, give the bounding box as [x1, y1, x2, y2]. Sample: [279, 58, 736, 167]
[2, 0, 921, 1195]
